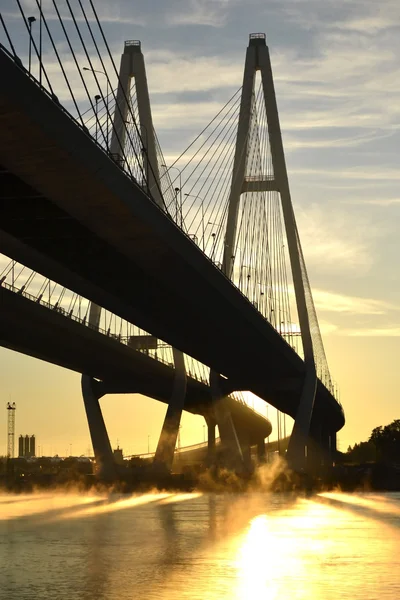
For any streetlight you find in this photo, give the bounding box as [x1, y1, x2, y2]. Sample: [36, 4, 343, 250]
[184, 193, 206, 251]
[83, 67, 110, 146]
[94, 94, 101, 142]
[27, 16, 36, 75]
[161, 164, 182, 227]
[147, 434, 150, 454]
[210, 233, 217, 262]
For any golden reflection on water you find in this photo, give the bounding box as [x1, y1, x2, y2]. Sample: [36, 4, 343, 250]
[1, 491, 400, 599]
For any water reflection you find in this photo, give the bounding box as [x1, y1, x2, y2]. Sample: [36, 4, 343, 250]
[0, 491, 399, 600]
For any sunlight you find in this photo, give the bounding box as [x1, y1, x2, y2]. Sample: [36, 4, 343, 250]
[234, 499, 339, 600]
[320, 492, 400, 515]
[0, 493, 99, 521]
[60, 493, 172, 520]
[159, 492, 203, 504]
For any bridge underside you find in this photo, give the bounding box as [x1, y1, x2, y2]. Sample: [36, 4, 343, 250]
[0, 49, 344, 433]
[0, 285, 271, 444]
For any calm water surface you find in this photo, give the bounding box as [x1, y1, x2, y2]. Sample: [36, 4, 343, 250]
[1, 490, 399, 599]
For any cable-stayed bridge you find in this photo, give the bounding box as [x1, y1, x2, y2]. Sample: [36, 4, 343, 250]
[0, 3, 344, 477]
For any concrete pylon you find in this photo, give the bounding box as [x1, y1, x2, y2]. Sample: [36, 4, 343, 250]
[223, 33, 317, 472]
[153, 347, 187, 473]
[257, 439, 266, 463]
[81, 375, 117, 481]
[206, 417, 216, 464]
[82, 40, 187, 476]
[209, 371, 247, 473]
[111, 40, 162, 205]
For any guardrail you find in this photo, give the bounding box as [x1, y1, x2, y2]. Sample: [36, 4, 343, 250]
[0, 279, 264, 415]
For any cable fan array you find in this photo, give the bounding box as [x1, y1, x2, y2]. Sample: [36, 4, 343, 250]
[0, 3, 337, 398]
[160, 75, 337, 396]
[1, 0, 157, 201]
[160, 80, 299, 353]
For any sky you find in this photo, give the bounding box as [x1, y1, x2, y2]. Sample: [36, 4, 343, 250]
[0, 0, 399, 456]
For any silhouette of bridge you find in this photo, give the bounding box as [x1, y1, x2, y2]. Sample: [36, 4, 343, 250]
[0, 4, 344, 477]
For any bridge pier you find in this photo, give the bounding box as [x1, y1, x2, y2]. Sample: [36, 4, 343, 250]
[321, 428, 337, 468]
[209, 371, 247, 473]
[233, 421, 255, 473]
[81, 376, 117, 481]
[205, 417, 216, 464]
[306, 421, 323, 474]
[257, 439, 266, 463]
[305, 421, 337, 473]
[153, 347, 187, 473]
[330, 431, 337, 464]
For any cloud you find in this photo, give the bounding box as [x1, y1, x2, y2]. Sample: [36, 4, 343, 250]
[343, 197, 400, 207]
[166, 0, 231, 27]
[344, 326, 400, 337]
[313, 289, 399, 315]
[319, 320, 338, 335]
[296, 204, 377, 274]
[292, 166, 400, 182]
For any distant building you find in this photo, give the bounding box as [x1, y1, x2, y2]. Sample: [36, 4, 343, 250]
[113, 447, 124, 465]
[18, 435, 36, 458]
[30, 435, 36, 457]
[18, 435, 24, 458]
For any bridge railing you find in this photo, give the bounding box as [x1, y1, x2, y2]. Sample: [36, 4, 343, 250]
[125, 437, 222, 461]
[0, 275, 261, 415]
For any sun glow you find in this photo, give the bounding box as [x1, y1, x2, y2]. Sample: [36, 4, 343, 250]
[234, 499, 339, 599]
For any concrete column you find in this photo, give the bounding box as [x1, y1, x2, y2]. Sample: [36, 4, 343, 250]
[153, 347, 187, 473]
[257, 439, 266, 463]
[223, 43, 257, 278]
[110, 52, 132, 161]
[206, 418, 216, 463]
[331, 431, 337, 465]
[321, 428, 333, 467]
[232, 417, 254, 473]
[81, 376, 117, 481]
[209, 371, 246, 473]
[257, 38, 317, 471]
[306, 421, 323, 474]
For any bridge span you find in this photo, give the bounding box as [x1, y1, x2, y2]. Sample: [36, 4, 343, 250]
[0, 47, 343, 438]
[0, 281, 271, 443]
[0, 19, 345, 476]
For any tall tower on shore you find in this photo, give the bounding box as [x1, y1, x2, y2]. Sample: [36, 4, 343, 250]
[7, 402, 16, 458]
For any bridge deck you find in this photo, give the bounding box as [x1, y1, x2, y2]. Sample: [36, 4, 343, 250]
[0, 48, 344, 432]
[0, 285, 271, 443]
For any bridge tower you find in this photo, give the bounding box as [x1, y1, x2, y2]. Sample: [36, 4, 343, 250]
[222, 33, 318, 472]
[83, 40, 187, 478]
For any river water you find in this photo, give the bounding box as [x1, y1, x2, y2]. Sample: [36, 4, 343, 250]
[1, 490, 399, 599]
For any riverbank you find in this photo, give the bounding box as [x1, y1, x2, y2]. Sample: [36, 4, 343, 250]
[1, 461, 400, 495]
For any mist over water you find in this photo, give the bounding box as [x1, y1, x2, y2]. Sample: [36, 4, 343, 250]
[1, 490, 399, 599]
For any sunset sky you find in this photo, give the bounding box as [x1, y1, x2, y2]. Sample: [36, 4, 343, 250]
[0, 0, 399, 456]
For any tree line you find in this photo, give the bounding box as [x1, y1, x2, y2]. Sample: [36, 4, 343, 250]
[346, 419, 400, 463]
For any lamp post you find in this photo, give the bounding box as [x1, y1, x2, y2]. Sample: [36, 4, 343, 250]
[83, 67, 110, 147]
[161, 164, 182, 227]
[147, 435, 150, 454]
[94, 94, 101, 142]
[211, 232, 217, 262]
[27, 16, 36, 75]
[206, 220, 221, 264]
[184, 193, 206, 251]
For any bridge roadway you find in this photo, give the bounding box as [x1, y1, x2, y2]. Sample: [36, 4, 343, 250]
[0, 283, 271, 443]
[0, 47, 344, 433]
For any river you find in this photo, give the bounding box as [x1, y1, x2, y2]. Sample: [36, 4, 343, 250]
[1, 490, 399, 599]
